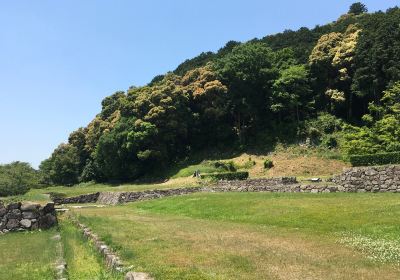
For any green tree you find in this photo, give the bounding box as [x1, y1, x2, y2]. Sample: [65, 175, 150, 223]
[39, 144, 81, 186]
[216, 42, 278, 142]
[349, 2, 368, 15]
[0, 162, 40, 196]
[271, 65, 313, 123]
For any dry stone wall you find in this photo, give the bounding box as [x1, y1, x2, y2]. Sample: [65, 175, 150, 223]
[53, 192, 100, 204]
[117, 187, 203, 203]
[0, 201, 57, 233]
[332, 165, 400, 193]
[53, 166, 400, 206]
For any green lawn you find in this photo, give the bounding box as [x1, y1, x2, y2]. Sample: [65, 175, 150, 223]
[0, 230, 58, 280]
[59, 218, 122, 280]
[71, 192, 400, 280]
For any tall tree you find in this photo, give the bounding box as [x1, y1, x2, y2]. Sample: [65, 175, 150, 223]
[349, 2, 368, 15]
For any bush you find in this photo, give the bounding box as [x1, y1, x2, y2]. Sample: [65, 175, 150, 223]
[201, 171, 249, 181]
[322, 136, 338, 149]
[213, 161, 237, 172]
[349, 152, 400, 166]
[263, 159, 274, 169]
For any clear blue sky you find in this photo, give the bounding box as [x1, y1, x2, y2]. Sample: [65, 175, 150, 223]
[0, 0, 397, 168]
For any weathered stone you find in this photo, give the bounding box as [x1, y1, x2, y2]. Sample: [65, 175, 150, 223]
[6, 219, 19, 230]
[20, 219, 32, 228]
[0, 208, 6, 217]
[38, 213, 57, 229]
[43, 202, 55, 213]
[22, 211, 39, 219]
[20, 203, 40, 211]
[7, 209, 22, 219]
[7, 202, 21, 210]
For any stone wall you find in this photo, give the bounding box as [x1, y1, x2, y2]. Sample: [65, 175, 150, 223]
[70, 216, 154, 279]
[0, 202, 57, 233]
[212, 182, 339, 193]
[56, 187, 204, 205]
[332, 165, 400, 193]
[214, 177, 297, 189]
[53, 192, 100, 205]
[52, 166, 400, 206]
[117, 187, 203, 204]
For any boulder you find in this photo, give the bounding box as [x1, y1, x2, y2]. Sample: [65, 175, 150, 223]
[7, 209, 22, 219]
[38, 213, 57, 229]
[20, 203, 40, 211]
[20, 219, 32, 228]
[6, 219, 19, 230]
[22, 211, 39, 219]
[7, 202, 21, 210]
[43, 202, 55, 213]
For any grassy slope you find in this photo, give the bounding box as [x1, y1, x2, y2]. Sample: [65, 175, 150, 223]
[170, 147, 349, 180]
[0, 230, 58, 280]
[59, 218, 122, 280]
[72, 192, 400, 279]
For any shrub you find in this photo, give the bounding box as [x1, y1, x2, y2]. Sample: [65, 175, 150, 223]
[213, 161, 236, 172]
[349, 152, 400, 166]
[48, 192, 67, 201]
[322, 136, 338, 149]
[263, 159, 274, 169]
[201, 171, 249, 181]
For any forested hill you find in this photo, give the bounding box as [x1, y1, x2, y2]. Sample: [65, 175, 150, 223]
[40, 3, 400, 185]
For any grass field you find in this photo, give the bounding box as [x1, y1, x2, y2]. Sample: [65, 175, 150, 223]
[0, 230, 58, 280]
[59, 218, 122, 280]
[71, 192, 400, 280]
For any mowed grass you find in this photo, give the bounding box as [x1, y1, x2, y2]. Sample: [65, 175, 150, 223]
[0, 230, 58, 280]
[72, 192, 400, 280]
[59, 218, 122, 280]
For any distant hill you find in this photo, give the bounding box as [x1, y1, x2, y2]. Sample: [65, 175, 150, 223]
[40, 3, 400, 185]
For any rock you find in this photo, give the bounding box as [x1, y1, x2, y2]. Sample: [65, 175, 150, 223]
[38, 213, 57, 229]
[43, 202, 55, 213]
[20, 219, 32, 228]
[0, 208, 6, 217]
[20, 203, 40, 211]
[125, 272, 154, 280]
[31, 220, 39, 230]
[22, 211, 39, 219]
[7, 202, 21, 210]
[7, 209, 22, 219]
[6, 219, 20, 230]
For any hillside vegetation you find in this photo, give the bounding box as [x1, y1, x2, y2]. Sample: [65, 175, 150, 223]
[30, 3, 400, 187]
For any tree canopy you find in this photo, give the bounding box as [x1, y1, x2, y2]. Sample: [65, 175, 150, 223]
[40, 3, 400, 185]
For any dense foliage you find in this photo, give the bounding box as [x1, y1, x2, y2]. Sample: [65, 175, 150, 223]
[0, 162, 40, 196]
[41, 3, 400, 184]
[349, 152, 400, 167]
[201, 171, 249, 181]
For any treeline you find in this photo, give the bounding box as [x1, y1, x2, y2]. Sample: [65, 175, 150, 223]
[0, 162, 40, 196]
[40, 3, 400, 185]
